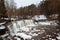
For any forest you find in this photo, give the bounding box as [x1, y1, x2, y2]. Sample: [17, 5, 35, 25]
[0, 0, 60, 24]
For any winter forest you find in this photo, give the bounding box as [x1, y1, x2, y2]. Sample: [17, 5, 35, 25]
[0, 0, 60, 40]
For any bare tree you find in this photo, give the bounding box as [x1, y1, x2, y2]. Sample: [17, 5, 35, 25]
[5, 0, 16, 19]
[0, 0, 7, 18]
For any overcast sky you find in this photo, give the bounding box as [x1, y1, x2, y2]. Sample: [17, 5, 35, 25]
[14, 0, 42, 8]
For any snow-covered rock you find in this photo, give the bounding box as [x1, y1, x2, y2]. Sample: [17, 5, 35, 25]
[0, 22, 6, 25]
[16, 33, 32, 39]
[38, 22, 51, 25]
[0, 25, 5, 29]
[32, 15, 47, 21]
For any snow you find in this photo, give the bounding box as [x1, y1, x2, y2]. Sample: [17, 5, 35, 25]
[1, 18, 9, 20]
[14, 37, 21, 40]
[11, 18, 17, 20]
[32, 15, 47, 21]
[29, 33, 38, 36]
[57, 33, 60, 40]
[57, 37, 60, 39]
[0, 22, 6, 25]
[0, 26, 5, 29]
[16, 33, 32, 39]
[39, 15, 47, 19]
[2, 18, 17, 20]
[38, 22, 51, 25]
[1, 33, 9, 38]
[52, 39, 56, 40]
[26, 24, 38, 27]
[20, 27, 30, 32]
[38, 21, 58, 26]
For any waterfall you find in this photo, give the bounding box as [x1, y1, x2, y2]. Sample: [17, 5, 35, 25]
[17, 20, 25, 28]
[17, 19, 34, 27]
[7, 21, 20, 36]
[8, 19, 35, 36]
[24, 20, 34, 26]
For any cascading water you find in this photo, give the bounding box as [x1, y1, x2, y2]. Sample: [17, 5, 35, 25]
[8, 19, 35, 35]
